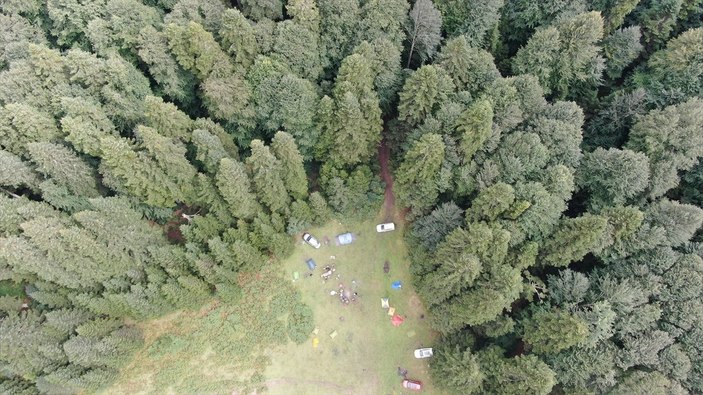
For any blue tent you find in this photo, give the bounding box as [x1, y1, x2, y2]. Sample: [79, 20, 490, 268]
[306, 258, 316, 270]
[392, 281, 402, 289]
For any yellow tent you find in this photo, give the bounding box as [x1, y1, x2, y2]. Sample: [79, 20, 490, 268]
[312, 337, 319, 348]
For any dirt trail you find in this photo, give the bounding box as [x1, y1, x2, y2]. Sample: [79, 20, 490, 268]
[378, 138, 395, 221]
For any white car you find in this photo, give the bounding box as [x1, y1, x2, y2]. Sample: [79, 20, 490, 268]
[302, 232, 321, 249]
[413, 348, 433, 359]
[376, 222, 395, 233]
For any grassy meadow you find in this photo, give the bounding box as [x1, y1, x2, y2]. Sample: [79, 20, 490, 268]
[103, 216, 442, 394]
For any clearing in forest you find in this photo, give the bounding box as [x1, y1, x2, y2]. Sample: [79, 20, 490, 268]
[104, 217, 442, 395]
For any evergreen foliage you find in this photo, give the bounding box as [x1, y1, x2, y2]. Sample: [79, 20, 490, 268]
[0, 1, 702, 393]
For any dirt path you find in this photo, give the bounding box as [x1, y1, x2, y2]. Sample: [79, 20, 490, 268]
[378, 138, 395, 221]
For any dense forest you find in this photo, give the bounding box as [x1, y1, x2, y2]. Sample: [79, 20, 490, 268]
[0, 0, 701, 393]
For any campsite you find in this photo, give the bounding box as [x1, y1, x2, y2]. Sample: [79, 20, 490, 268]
[268, 219, 441, 394]
[104, 217, 442, 394]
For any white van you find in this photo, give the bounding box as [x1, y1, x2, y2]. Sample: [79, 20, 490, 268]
[376, 222, 395, 232]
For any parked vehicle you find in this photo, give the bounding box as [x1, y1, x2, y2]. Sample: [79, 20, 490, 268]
[302, 232, 321, 248]
[336, 232, 354, 245]
[413, 348, 433, 359]
[402, 379, 422, 391]
[376, 222, 396, 232]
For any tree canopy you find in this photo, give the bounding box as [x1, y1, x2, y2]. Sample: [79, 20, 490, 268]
[0, 0, 702, 393]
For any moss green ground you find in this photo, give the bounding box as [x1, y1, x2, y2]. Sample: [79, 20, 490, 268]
[104, 216, 441, 394]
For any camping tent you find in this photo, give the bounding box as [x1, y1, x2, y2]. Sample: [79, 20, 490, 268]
[306, 258, 316, 270]
[336, 232, 354, 245]
[381, 297, 389, 309]
[392, 281, 402, 289]
[391, 314, 404, 327]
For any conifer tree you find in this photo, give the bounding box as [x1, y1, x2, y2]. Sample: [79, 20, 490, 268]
[246, 140, 289, 213]
[287, 0, 321, 33]
[357, 0, 409, 50]
[192, 129, 232, 174]
[0, 312, 67, 378]
[626, 98, 703, 198]
[0, 150, 39, 191]
[431, 346, 485, 394]
[437, 36, 500, 93]
[318, 54, 383, 166]
[271, 20, 324, 81]
[577, 147, 650, 209]
[99, 135, 179, 208]
[602, 26, 643, 80]
[522, 309, 590, 354]
[27, 142, 99, 198]
[512, 12, 605, 97]
[271, 131, 308, 200]
[0, 103, 61, 157]
[395, 133, 446, 213]
[85, 0, 161, 58]
[353, 39, 403, 113]
[143, 95, 193, 141]
[240, 0, 284, 21]
[60, 97, 119, 157]
[46, 0, 106, 47]
[478, 346, 556, 395]
[201, 74, 255, 126]
[0, 13, 47, 68]
[164, 21, 233, 80]
[164, 0, 227, 33]
[318, 0, 361, 70]
[633, 27, 703, 106]
[308, 192, 332, 225]
[398, 65, 454, 126]
[456, 99, 493, 161]
[435, 0, 504, 47]
[215, 158, 259, 220]
[219, 9, 259, 68]
[136, 26, 197, 104]
[541, 214, 611, 267]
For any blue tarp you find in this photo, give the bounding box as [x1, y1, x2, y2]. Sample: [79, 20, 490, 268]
[306, 258, 316, 270]
[392, 281, 402, 289]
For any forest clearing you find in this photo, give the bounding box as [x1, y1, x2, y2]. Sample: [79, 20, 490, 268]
[103, 217, 441, 394]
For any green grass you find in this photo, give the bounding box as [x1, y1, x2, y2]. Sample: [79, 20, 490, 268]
[0, 280, 25, 298]
[264, 217, 442, 395]
[104, 215, 442, 395]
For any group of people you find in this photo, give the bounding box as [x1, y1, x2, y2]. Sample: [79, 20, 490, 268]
[330, 282, 360, 305]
